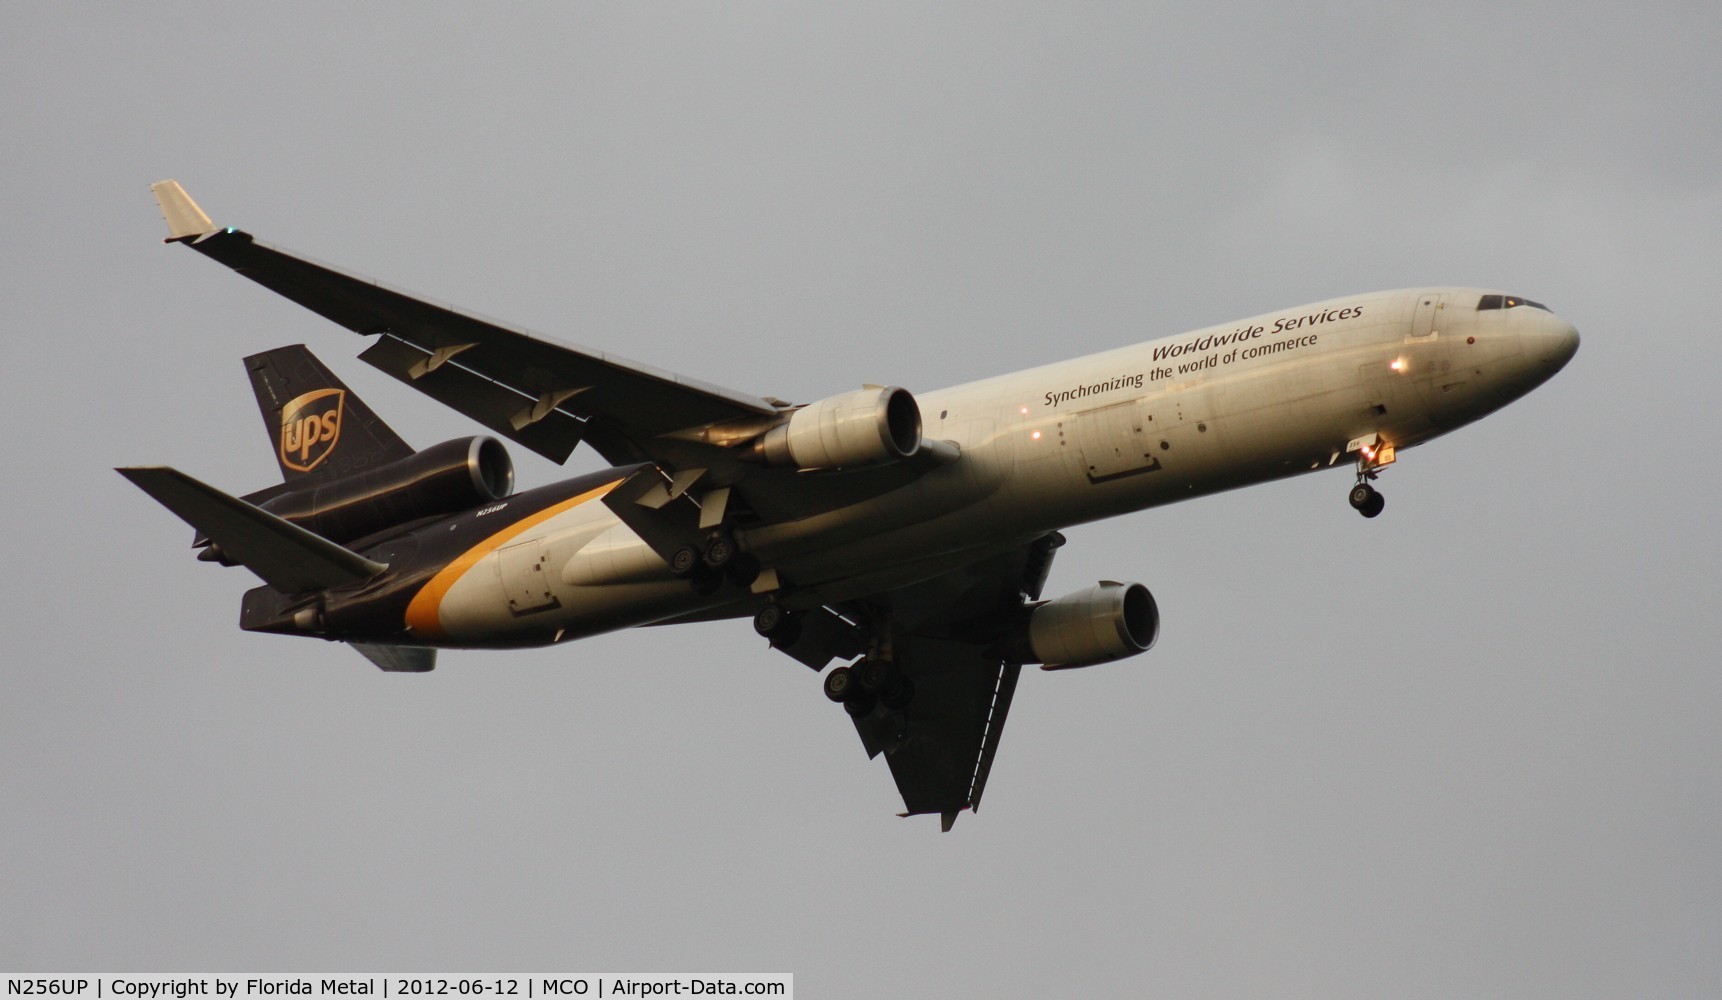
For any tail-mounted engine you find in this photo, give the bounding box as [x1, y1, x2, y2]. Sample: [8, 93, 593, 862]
[1001, 581, 1160, 669]
[749, 386, 922, 470]
[256, 435, 514, 544]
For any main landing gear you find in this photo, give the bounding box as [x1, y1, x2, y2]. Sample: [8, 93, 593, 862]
[669, 530, 758, 591]
[822, 657, 915, 718]
[753, 602, 801, 648]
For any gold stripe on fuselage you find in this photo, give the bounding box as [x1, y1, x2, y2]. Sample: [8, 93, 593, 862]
[404, 479, 623, 638]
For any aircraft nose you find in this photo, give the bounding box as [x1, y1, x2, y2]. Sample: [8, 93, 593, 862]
[1528, 312, 1580, 373]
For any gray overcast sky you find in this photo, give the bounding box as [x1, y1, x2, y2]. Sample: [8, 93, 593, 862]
[4, 4, 1718, 996]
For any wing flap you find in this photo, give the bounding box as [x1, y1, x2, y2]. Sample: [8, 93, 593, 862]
[597, 464, 705, 565]
[965, 661, 1022, 812]
[359, 334, 586, 462]
[118, 466, 386, 593]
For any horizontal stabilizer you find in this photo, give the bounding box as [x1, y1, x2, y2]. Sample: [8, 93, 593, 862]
[117, 466, 386, 593]
[351, 643, 436, 672]
[150, 180, 216, 241]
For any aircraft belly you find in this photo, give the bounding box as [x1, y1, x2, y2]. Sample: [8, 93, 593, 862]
[435, 570, 704, 645]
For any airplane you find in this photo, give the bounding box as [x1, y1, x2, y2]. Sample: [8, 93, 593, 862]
[123, 180, 1580, 829]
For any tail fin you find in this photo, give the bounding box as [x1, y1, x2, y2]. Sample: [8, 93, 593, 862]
[246, 346, 414, 482]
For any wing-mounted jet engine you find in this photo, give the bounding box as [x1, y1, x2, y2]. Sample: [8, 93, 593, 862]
[746, 385, 923, 470]
[1006, 580, 1160, 670]
[815, 580, 1159, 714]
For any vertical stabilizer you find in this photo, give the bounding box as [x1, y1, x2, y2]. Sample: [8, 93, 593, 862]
[246, 346, 415, 482]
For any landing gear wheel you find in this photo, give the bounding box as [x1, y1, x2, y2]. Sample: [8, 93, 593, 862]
[823, 666, 855, 703]
[702, 533, 735, 569]
[1348, 482, 1377, 511]
[1360, 491, 1385, 518]
[669, 544, 701, 577]
[880, 674, 915, 711]
[754, 603, 801, 644]
[843, 692, 878, 718]
[856, 658, 894, 695]
[753, 603, 786, 638]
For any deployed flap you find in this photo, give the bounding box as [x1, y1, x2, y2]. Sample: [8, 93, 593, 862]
[769, 607, 868, 671]
[598, 465, 703, 563]
[351, 643, 436, 673]
[118, 466, 386, 593]
[150, 185, 779, 466]
[359, 335, 584, 463]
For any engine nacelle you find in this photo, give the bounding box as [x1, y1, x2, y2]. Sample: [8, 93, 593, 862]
[752, 386, 922, 469]
[258, 436, 514, 544]
[1005, 581, 1159, 669]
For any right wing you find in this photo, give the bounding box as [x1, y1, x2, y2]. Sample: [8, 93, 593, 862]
[150, 181, 965, 532]
[150, 181, 781, 466]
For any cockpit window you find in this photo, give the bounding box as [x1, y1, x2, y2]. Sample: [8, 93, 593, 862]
[1477, 293, 1549, 311]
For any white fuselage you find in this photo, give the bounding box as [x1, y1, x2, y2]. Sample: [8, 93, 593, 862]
[422, 288, 1579, 644]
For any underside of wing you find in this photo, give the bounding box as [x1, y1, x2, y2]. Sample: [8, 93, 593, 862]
[850, 637, 1023, 831]
[152, 182, 780, 466]
[833, 532, 1066, 829]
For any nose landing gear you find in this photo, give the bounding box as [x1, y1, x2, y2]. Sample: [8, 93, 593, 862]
[1346, 435, 1393, 518]
[1348, 480, 1385, 518]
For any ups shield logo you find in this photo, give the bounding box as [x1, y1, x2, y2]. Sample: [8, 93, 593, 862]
[280, 389, 345, 473]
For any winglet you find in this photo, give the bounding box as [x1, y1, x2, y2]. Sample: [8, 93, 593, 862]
[150, 179, 216, 242]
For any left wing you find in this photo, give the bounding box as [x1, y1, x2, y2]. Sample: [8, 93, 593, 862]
[150, 181, 781, 466]
[851, 637, 1022, 831]
[836, 531, 1065, 830]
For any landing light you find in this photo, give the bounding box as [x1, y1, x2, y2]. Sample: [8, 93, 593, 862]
[1031, 430, 1042, 440]
[1019, 406, 1029, 415]
[1390, 358, 1405, 372]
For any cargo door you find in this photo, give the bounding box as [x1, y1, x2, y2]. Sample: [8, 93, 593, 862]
[497, 537, 559, 614]
[1075, 399, 1160, 482]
